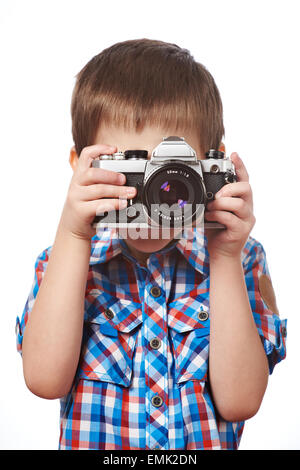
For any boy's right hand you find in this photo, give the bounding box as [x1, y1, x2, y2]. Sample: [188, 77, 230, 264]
[60, 144, 137, 240]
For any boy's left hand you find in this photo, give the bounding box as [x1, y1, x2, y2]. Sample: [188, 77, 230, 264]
[204, 152, 256, 259]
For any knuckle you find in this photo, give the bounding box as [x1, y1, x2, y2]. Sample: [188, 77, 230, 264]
[245, 181, 252, 193]
[236, 198, 245, 210]
[87, 167, 95, 178]
[95, 183, 105, 197]
[222, 186, 229, 196]
[222, 183, 233, 196]
[90, 167, 115, 184]
[85, 167, 95, 181]
[105, 169, 120, 183]
[228, 211, 236, 223]
[99, 168, 113, 181]
[95, 201, 105, 215]
[79, 146, 91, 159]
[80, 144, 115, 160]
[223, 211, 233, 223]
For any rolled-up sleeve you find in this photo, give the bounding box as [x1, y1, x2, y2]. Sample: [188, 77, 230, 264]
[243, 238, 287, 374]
[16, 247, 51, 355]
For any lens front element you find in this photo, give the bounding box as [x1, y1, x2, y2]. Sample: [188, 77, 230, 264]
[142, 163, 205, 227]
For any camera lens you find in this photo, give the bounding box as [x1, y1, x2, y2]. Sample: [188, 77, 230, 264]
[142, 163, 205, 227]
[159, 180, 189, 208]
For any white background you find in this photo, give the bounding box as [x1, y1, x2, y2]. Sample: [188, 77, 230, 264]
[0, 0, 299, 450]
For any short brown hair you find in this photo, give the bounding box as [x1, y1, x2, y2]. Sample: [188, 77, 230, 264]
[71, 38, 224, 156]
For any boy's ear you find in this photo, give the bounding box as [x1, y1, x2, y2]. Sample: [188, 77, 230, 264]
[218, 141, 226, 154]
[69, 146, 79, 171]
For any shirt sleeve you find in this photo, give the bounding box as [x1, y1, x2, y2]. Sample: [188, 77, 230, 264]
[15, 247, 51, 355]
[242, 237, 287, 374]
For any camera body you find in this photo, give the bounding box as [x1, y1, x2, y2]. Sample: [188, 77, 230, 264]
[92, 136, 236, 229]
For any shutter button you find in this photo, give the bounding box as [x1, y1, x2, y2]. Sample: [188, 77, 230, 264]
[198, 310, 209, 321]
[150, 286, 161, 298]
[150, 337, 161, 350]
[104, 308, 114, 320]
[152, 395, 163, 407]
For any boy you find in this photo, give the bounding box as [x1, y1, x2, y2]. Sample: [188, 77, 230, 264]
[16, 38, 287, 450]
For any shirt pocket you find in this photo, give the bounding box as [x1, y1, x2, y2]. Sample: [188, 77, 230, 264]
[77, 292, 143, 387]
[168, 295, 210, 384]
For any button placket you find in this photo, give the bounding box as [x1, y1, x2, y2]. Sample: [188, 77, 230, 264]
[144, 265, 169, 451]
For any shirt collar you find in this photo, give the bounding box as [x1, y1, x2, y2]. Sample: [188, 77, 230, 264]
[90, 227, 209, 276]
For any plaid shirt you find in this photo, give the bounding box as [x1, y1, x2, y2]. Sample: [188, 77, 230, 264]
[16, 227, 287, 450]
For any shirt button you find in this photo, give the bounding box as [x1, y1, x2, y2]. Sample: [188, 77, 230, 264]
[150, 337, 161, 350]
[150, 286, 161, 298]
[151, 395, 163, 407]
[198, 310, 209, 321]
[104, 308, 114, 320]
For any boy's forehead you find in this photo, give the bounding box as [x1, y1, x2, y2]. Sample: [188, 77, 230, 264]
[94, 124, 203, 158]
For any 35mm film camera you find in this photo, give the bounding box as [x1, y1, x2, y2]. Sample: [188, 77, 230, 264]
[92, 136, 236, 230]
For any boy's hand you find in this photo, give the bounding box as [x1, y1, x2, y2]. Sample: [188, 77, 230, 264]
[60, 144, 137, 241]
[204, 152, 256, 259]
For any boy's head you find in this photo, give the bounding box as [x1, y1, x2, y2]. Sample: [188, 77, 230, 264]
[69, 38, 225, 262]
[70, 38, 224, 158]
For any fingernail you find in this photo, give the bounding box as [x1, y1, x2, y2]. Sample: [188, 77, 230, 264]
[118, 173, 126, 184]
[126, 187, 136, 196]
[215, 192, 222, 199]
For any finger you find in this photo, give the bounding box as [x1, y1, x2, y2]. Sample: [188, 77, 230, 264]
[85, 197, 129, 218]
[215, 181, 253, 207]
[204, 209, 241, 231]
[77, 144, 117, 171]
[79, 183, 137, 201]
[230, 152, 249, 183]
[206, 197, 252, 220]
[77, 167, 126, 186]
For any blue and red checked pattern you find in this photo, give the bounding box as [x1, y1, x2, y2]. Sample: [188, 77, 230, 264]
[16, 227, 287, 450]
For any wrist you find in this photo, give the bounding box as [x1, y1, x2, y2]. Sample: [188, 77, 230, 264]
[209, 251, 242, 265]
[57, 219, 93, 246]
